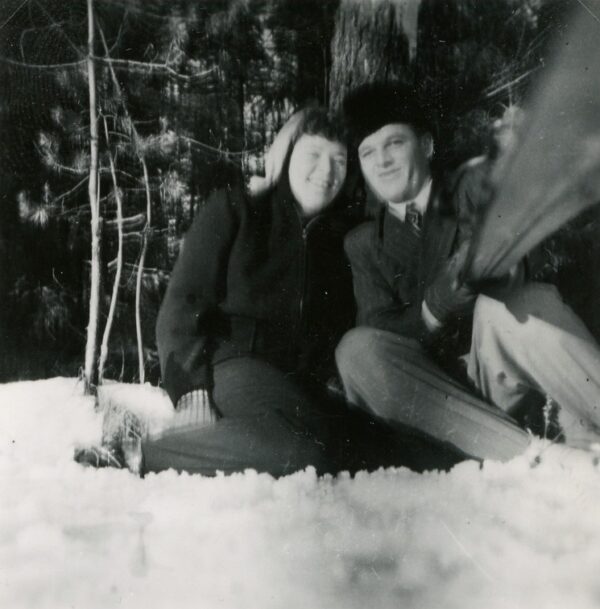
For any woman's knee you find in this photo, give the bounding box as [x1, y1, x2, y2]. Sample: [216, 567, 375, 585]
[212, 356, 311, 419]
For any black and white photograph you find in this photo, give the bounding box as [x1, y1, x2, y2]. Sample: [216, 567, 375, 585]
[1, 0, 600, 607]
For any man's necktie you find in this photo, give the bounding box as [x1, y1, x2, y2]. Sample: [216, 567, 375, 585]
[405, 202, 423, 234]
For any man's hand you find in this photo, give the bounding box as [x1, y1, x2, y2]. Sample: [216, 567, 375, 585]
[423, 241, 477, 328]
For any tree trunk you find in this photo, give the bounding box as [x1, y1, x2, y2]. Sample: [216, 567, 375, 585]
[329, 0, 411, 110]
[83, 0, 100, 394]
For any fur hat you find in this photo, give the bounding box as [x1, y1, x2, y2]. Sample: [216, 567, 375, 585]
[343, 82, 432, 148]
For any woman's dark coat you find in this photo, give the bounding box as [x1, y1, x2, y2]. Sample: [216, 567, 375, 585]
[156, 178, 355, 405]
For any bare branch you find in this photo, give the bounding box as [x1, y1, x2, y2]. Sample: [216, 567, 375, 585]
[107, 130, 131, 141]
[0, 0, 28, 32]
[95, 0, 171, 20]
[179, 134, 255, 158]
[94, 55, 215, 82]
[97, 23, 154, 384]
[48, 176, 89, 206]
[107, 9, 129, 54]
[484, 66, 541, 99]
[0, 55, 85, 69]
[105, 212, 145, 228]
[99, 167, 138, 181]
[33, 0, 85, 59]
[135, 156, 152, 383]
[98, 114, 124, 384]
[107, 260, 169, 279]
[19, 21, 73, 61]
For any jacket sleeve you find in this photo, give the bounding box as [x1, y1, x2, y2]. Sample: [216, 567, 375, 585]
[424, 167, 525, 327]
[453, 161, 490, 248]
[344, 223, 428, 340]
[156, 189, 238, 405]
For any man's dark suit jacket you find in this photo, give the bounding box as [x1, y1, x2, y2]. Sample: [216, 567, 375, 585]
[343, 177, 472, 362]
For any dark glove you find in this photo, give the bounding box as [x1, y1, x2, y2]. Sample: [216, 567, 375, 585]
[424, 242, 477, 325]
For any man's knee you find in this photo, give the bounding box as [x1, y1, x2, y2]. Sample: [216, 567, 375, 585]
[472, 292, 508, 337]
[473, 283, 566, 344]
[477, 281, 561, 316]
[336, 326, 382, 380]
[471, 283, 589, 386]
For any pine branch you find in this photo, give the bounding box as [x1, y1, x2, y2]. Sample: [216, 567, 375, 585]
[35, 141, 88, 176]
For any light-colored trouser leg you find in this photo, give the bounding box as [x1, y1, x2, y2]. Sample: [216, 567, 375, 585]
[335, 327, 530, 461]
[468, 282, 600, 448]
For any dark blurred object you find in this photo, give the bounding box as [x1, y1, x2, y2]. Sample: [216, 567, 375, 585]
[464, 4, 600, 283]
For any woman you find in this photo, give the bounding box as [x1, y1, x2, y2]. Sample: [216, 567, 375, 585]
[144, 107, 355, 477]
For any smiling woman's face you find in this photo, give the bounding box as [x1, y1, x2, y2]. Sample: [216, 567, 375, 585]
[288, 134, 347, 216]
[358, 123, 431, 203]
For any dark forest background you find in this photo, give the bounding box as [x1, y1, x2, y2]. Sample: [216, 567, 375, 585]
[0, 0, 581, 389]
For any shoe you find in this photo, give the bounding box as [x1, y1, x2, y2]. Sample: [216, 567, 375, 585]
[325, 375, 346, 402]
[74, 444, 125, 469]
[74, 434, 144, 476]
[121, 434, 144, 475]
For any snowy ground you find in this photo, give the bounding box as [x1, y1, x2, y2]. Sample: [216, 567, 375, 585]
[1, 378, 600, 609]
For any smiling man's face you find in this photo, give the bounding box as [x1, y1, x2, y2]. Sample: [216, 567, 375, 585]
[358, 123, 432, 203]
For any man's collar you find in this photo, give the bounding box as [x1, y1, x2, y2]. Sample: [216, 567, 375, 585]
[411, 178, 433, 214]
[386, 178, 433, 222]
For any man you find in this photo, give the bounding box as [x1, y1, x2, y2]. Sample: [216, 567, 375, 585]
[335, 82, 600, 462]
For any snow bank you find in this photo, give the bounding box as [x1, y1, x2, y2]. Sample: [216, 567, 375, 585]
[1, 378, 599, 609]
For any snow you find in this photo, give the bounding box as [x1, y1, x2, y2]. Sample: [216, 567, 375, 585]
[1, 378, 600, 609]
